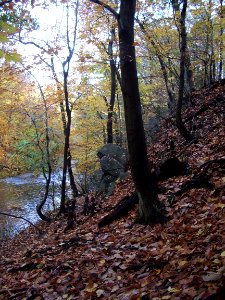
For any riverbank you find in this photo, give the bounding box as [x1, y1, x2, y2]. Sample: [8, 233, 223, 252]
[0, 172, 62, 239]
[0, 170, 224, 299]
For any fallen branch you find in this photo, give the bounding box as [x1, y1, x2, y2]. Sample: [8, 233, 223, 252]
[177, 139, 196, 158]
[98, 193, 139, 228]
[8, 262, 39, 272]
[174, 158, 225, 196]
[0, 287, 28, 300]
[175, 174, 214, 196]
[8, 291, 27, 300]
[59, 236, 84, 250]
[0, 211, 43, 235]
[197, 158, 225, 172]
[127, 261, 167, 272]
[24, 236, 85, 258]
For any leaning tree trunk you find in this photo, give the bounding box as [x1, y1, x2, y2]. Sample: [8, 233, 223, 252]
[118, 0, 164, 224]
[29, 79, 51, 222]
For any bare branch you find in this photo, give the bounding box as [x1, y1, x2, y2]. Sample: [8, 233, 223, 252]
[0, 211, 43, 235]
[89, 0, 119, 20]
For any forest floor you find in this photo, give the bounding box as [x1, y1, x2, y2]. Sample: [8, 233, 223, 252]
[0, 81, 225, 300]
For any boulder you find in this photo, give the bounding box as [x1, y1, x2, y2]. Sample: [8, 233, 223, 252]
[97, 144, 128, 196]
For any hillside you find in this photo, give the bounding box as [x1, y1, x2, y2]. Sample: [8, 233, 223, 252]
[0, 81, 225, 300]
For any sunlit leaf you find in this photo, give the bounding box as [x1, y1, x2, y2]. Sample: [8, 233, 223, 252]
[221, 251, 225, 257]
[168, 287, 180, 293]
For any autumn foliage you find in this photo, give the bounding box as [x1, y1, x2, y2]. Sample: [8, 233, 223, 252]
[0, 80, 224, 300]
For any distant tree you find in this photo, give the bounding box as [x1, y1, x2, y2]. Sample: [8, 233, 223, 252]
[90, 0, 165, 224]
[172, 0, 194, 142]
[28, 76, 52, 222]
[17, 0, 80, 214]
[106, 26, 117, 143]
[136, 17, 176, 114]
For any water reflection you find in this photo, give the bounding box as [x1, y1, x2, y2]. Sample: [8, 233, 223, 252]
[0, 173, 61, 239]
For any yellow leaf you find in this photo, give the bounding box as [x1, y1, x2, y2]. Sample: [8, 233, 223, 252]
[216, 203, 225, 209]
[174, 245, 183, 251]
[168, 287, 180, 293]
[99, 259, 105, 266]
[178, 260, 188, 267]
[221, 251, 225, 257]
[196, 228, 203, 236]
[207, 197, 215, 202]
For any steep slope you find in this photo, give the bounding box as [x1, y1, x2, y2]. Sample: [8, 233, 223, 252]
[0, 81, 224, 300]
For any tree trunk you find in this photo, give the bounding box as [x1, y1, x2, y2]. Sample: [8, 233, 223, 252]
[90, 0, 165, 224]
[118, 0, 164, 224]
[175, 0, 193, 142]
[60, 67, 72, 214]
[107, 27, 117, 143]
[29, 80, 52, 222]
[51, 58, 79, 202]
[172, 0, 193, 102]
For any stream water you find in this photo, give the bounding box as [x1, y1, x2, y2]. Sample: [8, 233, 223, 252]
[0, 173, 61, 240]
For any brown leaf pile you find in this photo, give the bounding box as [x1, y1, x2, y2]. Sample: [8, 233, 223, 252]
[0, 81, 224, 300]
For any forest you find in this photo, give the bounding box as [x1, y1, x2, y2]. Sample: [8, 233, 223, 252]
[0, 0, 225, 299]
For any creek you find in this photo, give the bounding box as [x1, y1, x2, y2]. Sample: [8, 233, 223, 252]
[0, 173, 61, 240]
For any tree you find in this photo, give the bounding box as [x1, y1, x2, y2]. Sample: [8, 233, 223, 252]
[136, 17, 177, 114]
[0, 0, 37, 62]
[78, 4, 122, 145]
[17, 0, 80, 214]
[172, 0, 194, 142]
[106, 26, 117, 143]
[58, 0, 80, 213]
[27, 75, 52, 222]
[72, 93, 107, 193]
[90, 0, 165, 224]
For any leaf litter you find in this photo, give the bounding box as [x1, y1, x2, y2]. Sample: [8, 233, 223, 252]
[0, 81, 225, 299]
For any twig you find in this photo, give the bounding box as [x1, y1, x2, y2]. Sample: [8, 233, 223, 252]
[0, 211, 43, 235]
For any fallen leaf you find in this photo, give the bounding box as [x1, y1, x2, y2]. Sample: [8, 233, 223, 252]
[96, 289, 104, 297]
[168, 287, 180, 293]
[202, 272, 222, 282]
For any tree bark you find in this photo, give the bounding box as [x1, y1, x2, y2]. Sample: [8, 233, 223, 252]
[175, 0, 193, 142]
[51, 58, 79, 204]
[60, 69, 71, 214]
[107, 27, 117, 143]
[59, 1, 79, 213]
[90, 0, 165, 224]
[118, 0, 164, 224]
[26, 78, 52, 222]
